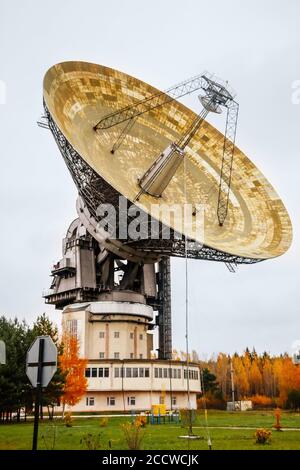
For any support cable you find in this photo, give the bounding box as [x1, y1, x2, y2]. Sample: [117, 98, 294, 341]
[183, 154, 212, 447]
[183, 150, 192, 435]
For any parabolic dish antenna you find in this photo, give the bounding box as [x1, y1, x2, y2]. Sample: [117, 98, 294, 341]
[43, 61, 292, 264]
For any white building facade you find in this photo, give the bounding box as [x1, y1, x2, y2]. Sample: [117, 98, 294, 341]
[62, 292, 201, 412]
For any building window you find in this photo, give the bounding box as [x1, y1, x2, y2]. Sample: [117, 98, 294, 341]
[114, 352, 120, 359]
[99, 331, 105, 338]
[85, 368, 91, 378]
[139, 334, 143, 340]
[163, 368, 168, 378]
[159, 368, 163, 378]
[171, 396, 177, 406]
[121, 367, 150, 378]
[66, 319, 78, 337]
[183, 369, 198, 380]
[98, 367, 109, 378]
[139, 354, 143, 359]
[114, 368, 119, 378]
[130, 332, 134, 339]
[99, 352, 104, 359]
[159, 396, 165, 405]
[130, 353, 134, 359]
[91, 368, 97, 378]
[114, 332, 120, 338]
[178, 369, 181, 379]
[127, 396, 136, 406]
[86, 396, 95, 406]
[107, 397, 115, 406]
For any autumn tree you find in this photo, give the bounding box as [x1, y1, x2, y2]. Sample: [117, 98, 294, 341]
[59, 333, 87, 417]
[232, 355, 249, 399]
[215, 353, 230, 399]
[273, 355, 300, 407]
[249, 360, 263, 395]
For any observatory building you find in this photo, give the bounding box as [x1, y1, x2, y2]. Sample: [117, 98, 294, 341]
[42, 61, 292, 412]
[45, 218, 201, 411]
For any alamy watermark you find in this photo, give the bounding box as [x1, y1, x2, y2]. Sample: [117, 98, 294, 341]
[94, 195, 205, 250]
[291, 80, 300, 105]
[0, 80, 6, 105]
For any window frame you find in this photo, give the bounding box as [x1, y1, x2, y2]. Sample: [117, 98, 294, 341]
[107, 396, 115, 406]
[127, 396, 136, 406]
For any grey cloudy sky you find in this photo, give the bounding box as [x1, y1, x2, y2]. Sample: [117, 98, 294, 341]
[0, 0, 299, 358]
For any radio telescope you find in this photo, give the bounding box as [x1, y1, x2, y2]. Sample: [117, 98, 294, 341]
[41, 61, 292, 365]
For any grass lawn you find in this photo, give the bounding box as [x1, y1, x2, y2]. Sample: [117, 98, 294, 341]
[0, 411, 299, 450]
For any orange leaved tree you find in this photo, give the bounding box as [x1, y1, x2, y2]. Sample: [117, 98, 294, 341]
[59, 333, 87, 417]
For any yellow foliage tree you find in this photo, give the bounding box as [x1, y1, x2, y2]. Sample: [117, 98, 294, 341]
[59, 333, 87, 416]
[232, 355, 249, 398]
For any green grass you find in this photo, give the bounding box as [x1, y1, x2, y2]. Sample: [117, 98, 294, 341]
[0, 411, 300, 450]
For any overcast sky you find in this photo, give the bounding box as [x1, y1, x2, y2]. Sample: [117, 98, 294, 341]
[0, 0, 299, 358]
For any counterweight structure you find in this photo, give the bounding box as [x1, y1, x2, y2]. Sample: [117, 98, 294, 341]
[44, 219, 173, 359]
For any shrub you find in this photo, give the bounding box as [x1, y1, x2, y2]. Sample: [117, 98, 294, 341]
[250, 395, 275, 409]
[80, 433, 102, 450]
[197, 396, 226, 410]
[135, 415, 147, 427]
[64, 412, 73, 427]
[121, 422, 145, 450]
[254, 428, 272, 445]
[99, 417, 108, 427]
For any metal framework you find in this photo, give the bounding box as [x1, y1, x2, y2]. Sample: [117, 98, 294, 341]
[94, 74, 207, 130]
[217, 101, 239, 226]
[95, 72, 239, 226]
[44, 103, 261, 265]
[157, 257, 172, 360]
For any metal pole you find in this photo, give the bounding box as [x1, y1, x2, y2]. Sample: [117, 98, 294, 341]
[230, 360, 235, 411]
[169, 359, 173, 412]
[32, 338, 44, 451]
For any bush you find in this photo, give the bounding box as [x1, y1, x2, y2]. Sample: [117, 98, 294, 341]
[197, 396, 226, 410]
[135, 415, 147, 427]
[250, 395, 275, 409]
[64, 412, 73, 427]
[121, 422, 145, 450]
[80, 433, 102, 450]
[254, 428, 272, 445]
[99, 417, 108, 427]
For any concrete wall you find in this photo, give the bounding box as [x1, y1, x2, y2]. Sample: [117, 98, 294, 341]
[62, 304, 153, 360]
[64, 391, 198, 413]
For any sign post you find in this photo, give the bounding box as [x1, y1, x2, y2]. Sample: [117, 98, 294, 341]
[26, 336, 57, 451]
[32, 338, 44, 451]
